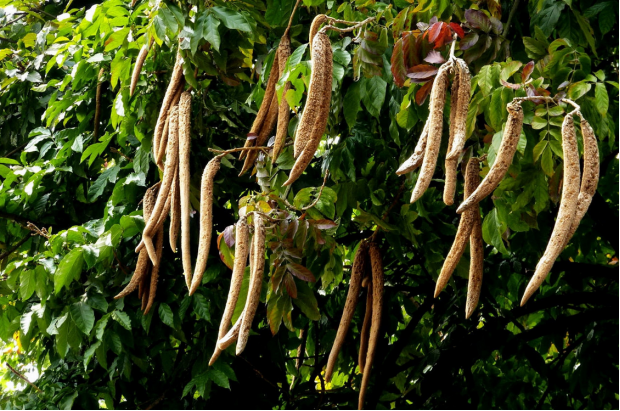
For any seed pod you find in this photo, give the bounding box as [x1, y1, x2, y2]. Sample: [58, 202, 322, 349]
[563, 118, 600, 245]
[325, 241, 369, 382]
[271, 35, 292, 165]
[521, 114, 581, 305]
[169, 173, 181, 252]
[94, 68, 104, 140]
[292, 30, 331, 160]
[309, 14, 328, 56]
[210, 216, 250, 365]
[216, 310, 244, 353]
[359, 243, 384, 410]
[435, 157, 480, 297]
[396, 122, 428, 175]
[358, 281, 372, 374]
[178, 92, 193, 289]
[237, 213, 266, 355]
[156, 83, 185, 169]
[189, 157, 222, 295]
[456, 100, 524, 214]
[144, 223, 164, 314]
[153, 53, 183, 158]
[466, 202, 484, 319]
[239, 92, 279, 176]
[410, 62, 452, 203]
[130, 43, 149, 97]
[284, 31, 332, 186]
[114, 184, 158, 299]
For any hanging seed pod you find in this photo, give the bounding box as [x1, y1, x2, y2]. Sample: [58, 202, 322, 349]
[130, 42, 149, 97]
[309, 14, 328, 55]
[466, 201, 484, 319]
[563, 117, 600, 245]
[190, 157, 222, 295]
[153, 52, 183, 158]
[144, 223, 164, 314]
[325, 241, 369, 382]
[358, 280, 372, 374]
[169, 173, 181, 252]
[237, 213, 266, 355]
[396, 122, 428, 175]
[521, 113, 581, 306]
[271, 35, 292, 165]
[359, 243, 384, 410]
[456, 100, 524, 214]
[93, 68, 104, 140]
[435, 157, 480, 297]
[156, 83, 185, 169]
[239, 93, 279, 176]
[178, 92, 193, 289]
[410, 61, 452, 203]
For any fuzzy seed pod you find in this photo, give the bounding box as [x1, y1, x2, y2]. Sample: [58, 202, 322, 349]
[94, 68, 104, 140]
[284, 31, 332, 186]
[237, 213, 266, 355]
[435, 157, 480, 297]
[114, 185, 158, 299]
[410, 62, 452, 203]
[359, 243, 384, 410]
[216, 310, 244, 353]
[156, 83, 185, 169]
[271, 36, 292, 165]
[325, 241, 369, 382]
[169, 173, 181, 252]
[239, 92, 279, 176]
[130, 44, 149, 97]
[178, 92, 193, 289]
[153, 53, 183, 159]
[358, 281, 372, 374]
[563, 118, 600, 245]
[309, 14, 328, 56]
[466, 199, 484, 319]
[144, 223, 164, 314]
[396, 122, 428, 175]
[456, 100, 524, 214]
[521, 114, 581, 305]
[210, 216, 250, 365]
[190, 157, 222, 295]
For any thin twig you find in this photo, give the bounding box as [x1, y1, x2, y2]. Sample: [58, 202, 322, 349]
[5, 363, 42, 393]
[502, 0, 521, 38]
[319, 16, 375, 35]
[26, 222, 49, 239]
[284, 0, 302, 36]
[0, 235, 31, 261]
[2, 142, 28, 158]
[110, 147, 133, 162]
[282, 171, 330, 212]
[239, 356, 280, 390]
[370, 178, 406, 242]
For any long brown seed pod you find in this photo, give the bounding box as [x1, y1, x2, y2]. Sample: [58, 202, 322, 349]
[465, 160, 483, 319]
[169, 173, 181, 252]
[410, 61, 452, 203]
[358, 279, 372, 374]
[216, 310, 245, 352]
[178, 92, 193, 289]
[239, 92, 279, 176]
[309, 14, 328, 56]
[153, 52, 183, 158]
[563, 117, 600, 245]
[189, 157, 222, 295]
[130, 43, 149, 97]
[271, 35, 292, 165]
[210, 216, 250, 365]
[156, 82, 185, 169]
[396, 122, 428, 175]
[443, 63, 461, 206]
[284, 31, 332, 186]
[144, 222, 164, 314]
[114, 185, 158, 299]
[435, 157, 480, 297]
[359, 243, 384, 410]
[325, 241, 369, 382]
[94, 68, 104, 140]
[237, 213, 266, 355]
[521, 114, 581, 306]
[456, 100, 524, 214]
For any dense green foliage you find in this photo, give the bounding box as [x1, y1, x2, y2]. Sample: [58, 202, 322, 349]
[0, 0, 618, 409]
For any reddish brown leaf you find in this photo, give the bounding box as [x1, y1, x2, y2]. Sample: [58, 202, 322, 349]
[287, 263, 316, 282]
[283, 273, 298, 299]
[407, 64, 438, 83]
[522, 61, 535, 82]
[428, 22, 444, 43]
[415, 80, 433, 105]
[313, 219, 337, 230]
[433, 24, 452, 49]
[500, 79, 521, 90]
[391, 38, 408, 88]
[449, 22, 465, 38]
[271, 264, 286, 293]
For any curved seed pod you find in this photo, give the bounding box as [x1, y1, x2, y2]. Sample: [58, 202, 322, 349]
[359, 243, 384, 410]
[396, 122, 428, 175]
[215, 310, 245, 353]
[521, 114, 581, 305]
[435, 157, 480, 297]
[130, 43, 149, 97]
[456, 100, 524, 214]
[94, 68, 104, 140]
[237, 213, 266, 355]
[443, 64, 459, 206]
[115, 185, 158, 299]
[358, 281, 372, 374]
[189, 157, 222, 295]
[293, 30, 330, 159]
[169, 173, 181, 252]
[284, 31, 332, 186]
[178, 92, 193, 289]
[153, 53, 183, 158]
[563, 118, 600, 245]
[309, 14, 328, 56]
[271, 36, 292, 165]
[410, 62, 452, 203]
[156, 83, 185, 169]
[325, 241, 369, 382]
[210, 216, 250, 365]
[139, 183, 173, 261]
[466, 202, 484, 319]
[144, 223, 164, 314]
[239, 93, 279, 176]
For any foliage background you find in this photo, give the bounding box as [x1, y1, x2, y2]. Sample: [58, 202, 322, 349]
[0, 0, 617, 408]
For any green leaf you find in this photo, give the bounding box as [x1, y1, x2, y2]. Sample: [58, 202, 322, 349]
[488, 89, 504, 131]
[481, 208, 508, 255]
[210, 7, 252, 32]
[193, 292, 211, 321]
[567, 81, 591, 101]
[207, 369, 230, 389]
[343, 80, 362, 129]
[363, 76, 387, 118]
[88, 165, 120, 201]
[83, 341, 101, 369]
[531, 2, 566, 37]
[112, 310, 132, 330]
[19, 269, 36, 300]
[477, 65, 499, 96]
[201, 13, 221, 51]
[159, 303, 175, 328]
[104, 27, 129, 52]
[54, 248, 84, 294]
[571, 9, 598, 58]
[70, 302, 95, 335]
[292, 281, 320, 321]
[265, 0, 296, 27]
[533, 140, 548, 162]
[594, 83, 609, 115]
[541, 147, 554, 176]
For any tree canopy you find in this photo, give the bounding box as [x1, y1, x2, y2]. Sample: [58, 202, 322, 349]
[0, 0, 618, 409]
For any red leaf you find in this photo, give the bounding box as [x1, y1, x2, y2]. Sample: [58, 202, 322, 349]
[406, 64, 438, 83]
[522, 61, 535, 82]
[428, 22, 443, 43]
[287, 263, 316, 282]
[500, 79, 521, 90]
[424, 50, 446, 64]
[402, 32, 423, 70]
[449, 22, 465, 38]
[433, 24, 452, 49]
[464, 9, 492, 32]
[283, 273, 297, 299]
[415, 81, 433, 105]
[391, 38, 408, 87]
[313, 219, 337, 230]
[223, 225, 235, 248]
